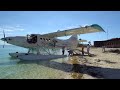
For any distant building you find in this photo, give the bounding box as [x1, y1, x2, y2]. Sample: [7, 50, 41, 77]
[94, 38, 120, 48]
[94, 41, 105, 47]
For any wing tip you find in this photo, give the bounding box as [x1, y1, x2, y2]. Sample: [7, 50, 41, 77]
[91, 24, 106, 32]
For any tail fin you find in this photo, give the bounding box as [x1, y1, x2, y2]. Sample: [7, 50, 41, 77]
[68, 34, 78, 41]
[66, 34, 78, 49]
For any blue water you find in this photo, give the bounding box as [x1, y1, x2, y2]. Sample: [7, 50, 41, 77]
[0, 45, 27, 63]
[0, 45, 70, 79]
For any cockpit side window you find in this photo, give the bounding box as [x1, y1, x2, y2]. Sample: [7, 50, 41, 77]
[27, 34, 37, 44]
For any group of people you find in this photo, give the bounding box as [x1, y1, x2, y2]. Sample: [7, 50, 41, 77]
[61, 41, 106, 56]
[81, 44, 91, 56]
[61, 43, 91, 56]
[62, 46, 73, 55]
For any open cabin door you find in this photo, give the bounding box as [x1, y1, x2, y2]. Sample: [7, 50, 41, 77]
[27, 34, 37, 44]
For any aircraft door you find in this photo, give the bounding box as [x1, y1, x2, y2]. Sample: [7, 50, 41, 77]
[27, 34, 37, 44]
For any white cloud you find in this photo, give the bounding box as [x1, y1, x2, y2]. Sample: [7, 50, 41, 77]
[65, 26, 78, 29]
[0, 25, 25, 32]
[15, 24, 21, 28]
[27, 32, 32, 34]
[81, 24, 89, 27]
[16, 28, 24, 31]
[40, 31, 51, 34]
[40, 32, 46, 34]
[4, 29, 14, 32]
[60, 25, 79, 30]
[0, 27, 2, 30]
[0, 32, 12, 35]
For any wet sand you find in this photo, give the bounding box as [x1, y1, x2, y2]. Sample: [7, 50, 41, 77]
[64, 47, 120, 79]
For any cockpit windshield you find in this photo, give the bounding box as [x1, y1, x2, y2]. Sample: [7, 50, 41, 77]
[27, 34, 37, 44]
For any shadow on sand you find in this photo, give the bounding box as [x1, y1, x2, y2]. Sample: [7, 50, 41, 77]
[18, 59, 120, 79]
[103, 49, 120, 54]
[72, 54, 97, 58]
[109, 49, 120, 54]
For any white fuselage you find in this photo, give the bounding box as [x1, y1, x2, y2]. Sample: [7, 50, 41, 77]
[2, 34, 79, 50]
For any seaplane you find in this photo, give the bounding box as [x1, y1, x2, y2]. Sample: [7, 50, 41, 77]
[1, 24, 105, 61]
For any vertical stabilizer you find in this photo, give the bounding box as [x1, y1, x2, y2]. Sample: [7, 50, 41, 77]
[67, 34, 78, 49]
[68, 34, 78, 41]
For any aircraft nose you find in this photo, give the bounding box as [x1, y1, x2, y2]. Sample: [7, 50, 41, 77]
[1, 38, 6, 41]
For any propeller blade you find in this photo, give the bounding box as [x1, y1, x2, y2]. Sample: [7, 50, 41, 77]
[3, 30, 6, 48]
[3, 30, 5, 39]
[3, 41, 5, 48]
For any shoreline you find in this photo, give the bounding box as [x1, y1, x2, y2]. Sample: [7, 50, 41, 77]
[1, 47, 120, 79]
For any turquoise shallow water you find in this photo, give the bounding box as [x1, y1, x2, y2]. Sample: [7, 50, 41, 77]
[0, 45, 71, 79]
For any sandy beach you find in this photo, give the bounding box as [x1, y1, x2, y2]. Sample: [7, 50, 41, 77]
[64, 47, 120, 79]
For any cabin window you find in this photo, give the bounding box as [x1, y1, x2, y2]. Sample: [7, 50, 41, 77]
[8, 38, 12, 40]
[40, 38, 50, 41]
[46, 39, 48, 41]
[40, 38, 42, 40]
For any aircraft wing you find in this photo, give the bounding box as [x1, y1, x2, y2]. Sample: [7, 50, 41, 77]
[41, 24, 105, 38]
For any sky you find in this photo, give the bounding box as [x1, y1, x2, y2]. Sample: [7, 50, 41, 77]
[0, 11, 120, 45]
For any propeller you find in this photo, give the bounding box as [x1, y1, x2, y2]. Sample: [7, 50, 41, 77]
[3, 30, 6, 48]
